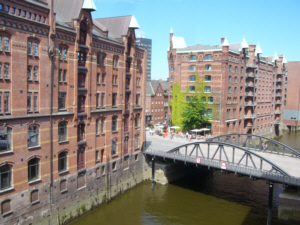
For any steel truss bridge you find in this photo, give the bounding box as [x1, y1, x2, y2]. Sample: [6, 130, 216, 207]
[144, 133, 300, 187]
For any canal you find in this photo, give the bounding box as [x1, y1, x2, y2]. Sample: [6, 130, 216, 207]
[70, 131, 299, 225]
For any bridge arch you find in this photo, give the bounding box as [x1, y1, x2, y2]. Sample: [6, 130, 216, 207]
[145, 140, 300, 186]
[207, 133, 300, 158]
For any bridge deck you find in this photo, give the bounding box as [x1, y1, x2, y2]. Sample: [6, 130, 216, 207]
[145, 132, 300, 178]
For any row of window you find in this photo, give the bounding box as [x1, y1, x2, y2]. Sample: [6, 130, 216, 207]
[0, 132, 140, 189]
[0, 90, 140, 115]
[189, 65, 212, 72]
[188, 86, 211, 93]
[186, 96, 213, 103]
[0, 113, 141, 151]
[189, 54, 212, 61]
[226, 108, 237, 119]
[0, 4, 47, 23]
[229, 65, 243, 73]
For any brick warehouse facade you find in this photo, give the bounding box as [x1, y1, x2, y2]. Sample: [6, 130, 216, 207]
[284, 61, 300, 131]
[145, 80, 169, 125]
[168, 29, 288, 136]
[0, 0, 146, 224]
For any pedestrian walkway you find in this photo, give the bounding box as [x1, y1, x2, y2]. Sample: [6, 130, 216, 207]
[145, 131, 203, 152]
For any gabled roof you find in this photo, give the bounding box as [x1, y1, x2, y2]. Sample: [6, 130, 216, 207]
[146, 80, 168, 96]
[177, 44, 221, 52]
[94, 16, 139, 40]
[54, 0, 84, 23]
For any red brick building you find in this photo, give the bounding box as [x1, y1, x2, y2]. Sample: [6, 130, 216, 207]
[0, 0, 146, 224]
[145, 80, 169, 125]
[284, 61, 300, 131]
[168, 28, 287, 136]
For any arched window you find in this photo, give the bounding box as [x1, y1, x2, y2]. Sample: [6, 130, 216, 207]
[0, 127, 11, 152]
[28, 158, 40, 181]
[134, 134, 139, 149]
[111, 138, 117, 155]
[77, 147, 85, 171]
[112, 116, 117, 132]
[1, 199, 11, 215]
[60, 179, 67, 192]
[77, 124, 85, 142]
[58, 151, 67, 172]
[135, 114, 140, 127]
[31, 190, 39, 204]
[58, 121, 67, 142]
[27, 124, 39, 147]
[113, 55, 119, 69]
[79, 21, 87, 45]
[0, 164, 12, 190]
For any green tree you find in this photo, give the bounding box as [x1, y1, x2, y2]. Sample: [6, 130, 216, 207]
[169, 73, 217, 130]
[181, 96, 211, 130]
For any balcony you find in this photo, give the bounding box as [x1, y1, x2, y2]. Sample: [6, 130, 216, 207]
[275, 93, 282, 97]
[246, 63, 258, 69]
[245, 92, 257, 97]
[275, 101, 282, 105]
[276, 86, 282, 90]
[275, 111, 281, 115]
[246, 122, 253, 127]
[245, 73, 257, 78]
[276, 78, 283, 83]
[244, 102, 256, 107]
[244, 114, 256, 119]
[245, 82, 257, 88]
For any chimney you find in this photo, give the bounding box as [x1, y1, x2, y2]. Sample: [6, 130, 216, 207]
[221, 37, 225, 44]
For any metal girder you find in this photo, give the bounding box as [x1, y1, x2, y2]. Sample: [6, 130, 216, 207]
[144, 141, 300, 187]
[207, 133, 300, 158]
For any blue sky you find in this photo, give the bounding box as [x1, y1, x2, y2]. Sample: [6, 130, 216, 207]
[92, 0, 300, 80]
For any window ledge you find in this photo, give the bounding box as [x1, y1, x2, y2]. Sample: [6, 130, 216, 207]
[101, 132, 105, 135]
[0, 186, 14, 194]
[28, 145, 41, 150]
[58, 170, 69, 175]
[28, 178, 41, 185]
[61, 189, 68, 194]
[2, 211, 13, 217]
[0, 150, 13, 156]
[78, 169, 86, 174]
[111, 154, 118, 158]
[58, 140, 69, 144]
[112, 130, 118, 133]
[58, 109, 67, 112]
[31, 200, 40, 205]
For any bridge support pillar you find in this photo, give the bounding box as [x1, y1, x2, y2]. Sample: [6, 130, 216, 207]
[278, 186, 300, 222]
[267, 182, 274, 225]
[151, 157, 155, 190]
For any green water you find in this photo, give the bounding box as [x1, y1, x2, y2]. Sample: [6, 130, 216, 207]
[71, 131, 299, 225]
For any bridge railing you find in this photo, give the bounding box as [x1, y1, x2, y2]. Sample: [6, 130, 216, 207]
[207, 133, 300, 158]
[145, 144, 300, 187]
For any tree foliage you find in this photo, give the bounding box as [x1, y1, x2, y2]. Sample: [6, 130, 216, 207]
[181, 96, 211, 131]
[169, 73, 218, 130]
